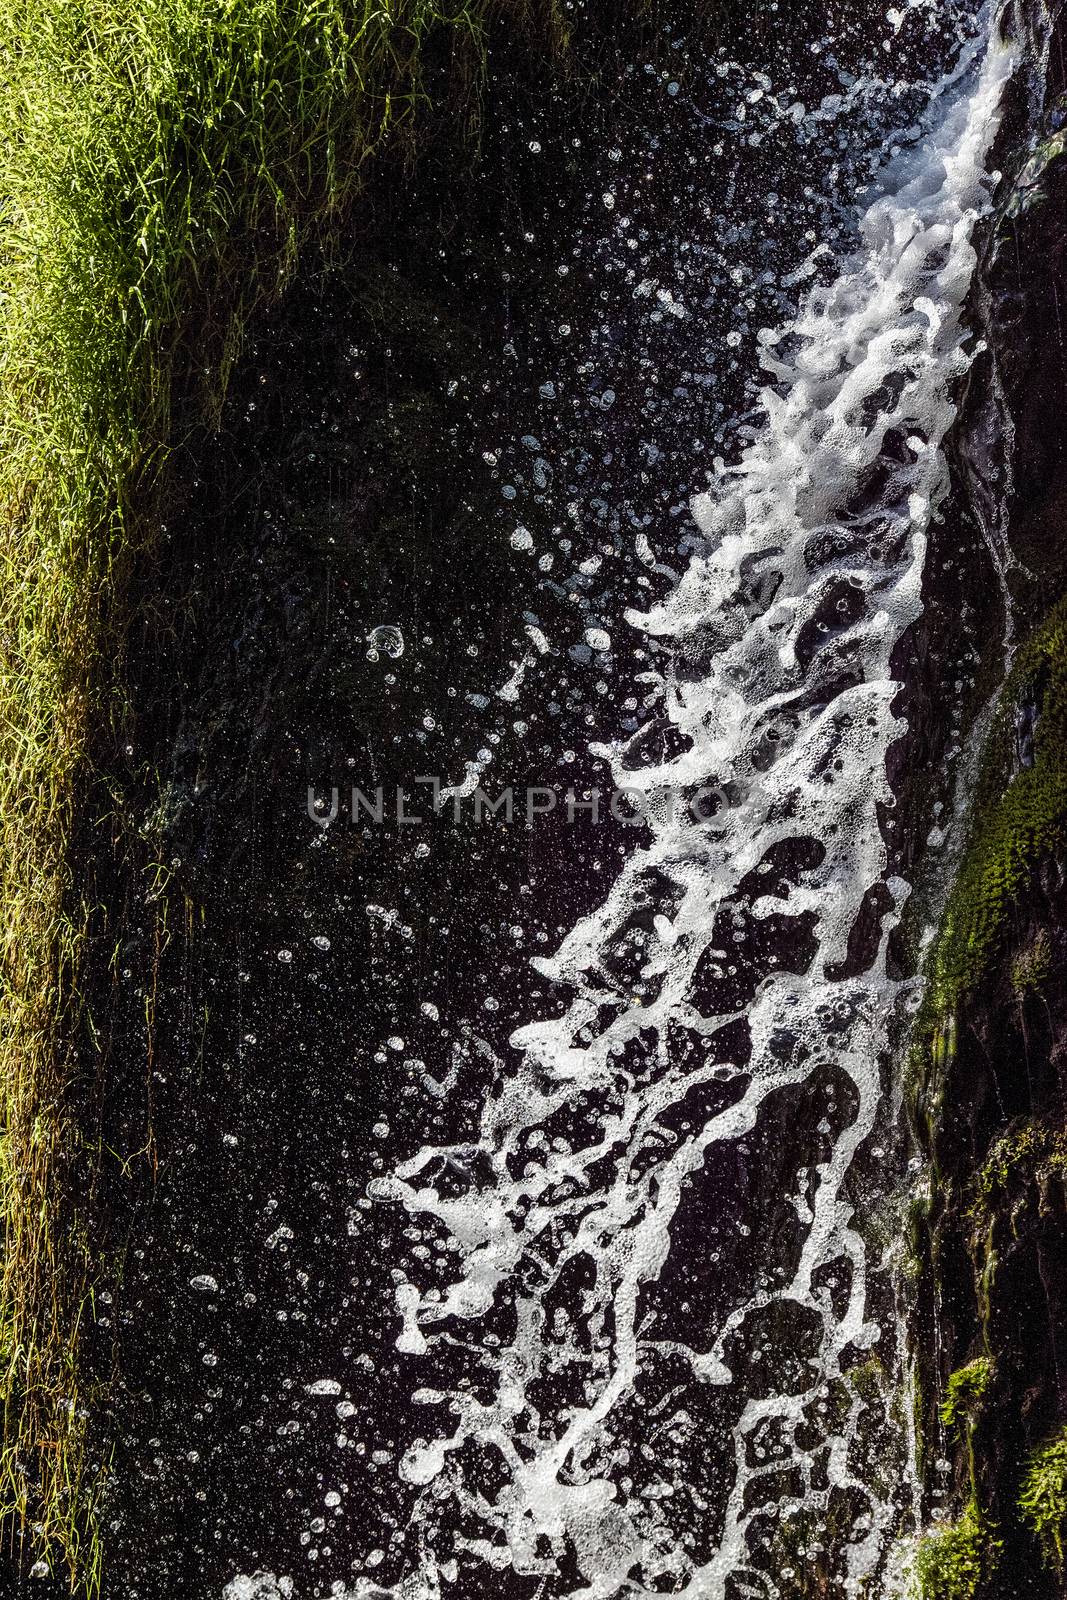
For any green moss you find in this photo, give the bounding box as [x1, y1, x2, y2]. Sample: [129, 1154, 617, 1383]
[939, 1359, 994, 1500]
[903, 1185, 933, 1278]
[0, 0, 567, 1588]
[939, 1359, 994, 1435]
[913, 1499, 1002, 1600]
[1011, 928, 1052, 996]
[1019, 1428, 1067, 1576]
[847, 1357, 887, 1406]
[970, 1120, 1067, 1230]
[924, 600, 1067, 1019]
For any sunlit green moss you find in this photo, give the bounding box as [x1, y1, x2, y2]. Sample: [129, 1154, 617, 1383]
[939, 1358, 994, 1499]
[1019, 1428, 1067, 1577]
[970, 1120, 1067, 1228]
[925, 600, 1067, 1018]
[939, 1359, 994, 1436]
[913, 1499, 1002, 1600]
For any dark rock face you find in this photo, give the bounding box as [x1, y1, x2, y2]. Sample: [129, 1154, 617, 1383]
[80, 151, 544, 1599]
[73, 31, 735, 1595]
[36, 5, 1065, 1598]
[904, 6, 1067, 1592]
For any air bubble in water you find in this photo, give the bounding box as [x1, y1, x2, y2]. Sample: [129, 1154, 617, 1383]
[366, 625, 404, 661]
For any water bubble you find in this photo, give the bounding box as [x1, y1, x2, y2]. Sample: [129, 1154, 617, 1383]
[366, 625, 404, 661]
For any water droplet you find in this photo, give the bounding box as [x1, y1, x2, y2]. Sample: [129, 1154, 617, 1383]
[366, 625, 404, 660]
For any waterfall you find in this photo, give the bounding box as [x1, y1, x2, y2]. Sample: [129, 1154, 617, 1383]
[346, 10, 1019, 1600]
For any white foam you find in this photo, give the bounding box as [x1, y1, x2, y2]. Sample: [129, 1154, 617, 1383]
[369, 10, 1016, 1596]
[223, 1576, 294, 1600]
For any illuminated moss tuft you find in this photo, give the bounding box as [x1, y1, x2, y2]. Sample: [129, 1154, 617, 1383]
[1019, 1428, 1067, 1577]
[913, 1499, 1002, 1600]
[939, 1359, 994, 1436]
[925, 600, 1067, 1017]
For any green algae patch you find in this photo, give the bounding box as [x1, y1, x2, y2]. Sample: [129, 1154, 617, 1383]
[913, 1499, 1002, 1600]
[924, 600, 1067, 1019]
[1019, 1429, 1067, 1578]
[0, 0, 566, 1587]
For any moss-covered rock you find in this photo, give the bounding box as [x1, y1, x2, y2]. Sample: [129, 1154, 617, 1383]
[913, 1500, 1002, 1600]
[924, 601, 1067, 1018]
[902, 12, 1067, 1600]
[940, 1359, 994, 1439]
[1019, 1429, 1067, 1579]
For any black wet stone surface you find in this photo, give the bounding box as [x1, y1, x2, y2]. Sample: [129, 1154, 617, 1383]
[31, 5, 1015, 1598]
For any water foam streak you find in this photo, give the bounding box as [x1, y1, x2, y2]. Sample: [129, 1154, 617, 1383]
[368, 15, 1017, 1597]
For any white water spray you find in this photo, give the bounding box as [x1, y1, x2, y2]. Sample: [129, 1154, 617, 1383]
[365, 14, 1017, 1599]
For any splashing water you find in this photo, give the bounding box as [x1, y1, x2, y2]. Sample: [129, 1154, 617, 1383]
[365, 13, 1018, 1599]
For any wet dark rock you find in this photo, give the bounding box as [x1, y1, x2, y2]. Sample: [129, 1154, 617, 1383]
[37, 3, 1062, 1596]
[902, 8, 1067, 1593]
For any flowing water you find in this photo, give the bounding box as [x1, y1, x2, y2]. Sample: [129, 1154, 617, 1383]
[364, 14, 1015, 1600]
[210, 6, 1039, 1599]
